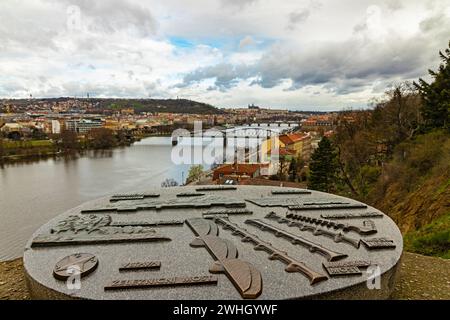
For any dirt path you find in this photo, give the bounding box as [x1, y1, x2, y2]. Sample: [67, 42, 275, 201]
[391, 252, 450, 300]
[1, 252, 449, 300]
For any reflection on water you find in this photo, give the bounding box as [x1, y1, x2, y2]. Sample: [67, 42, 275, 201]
[0, 126, 292, 261]
[0, 137, 200, 261]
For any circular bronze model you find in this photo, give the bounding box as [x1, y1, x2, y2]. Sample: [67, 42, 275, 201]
[25, 186, 403, 300]
[53, 253, 98, 281]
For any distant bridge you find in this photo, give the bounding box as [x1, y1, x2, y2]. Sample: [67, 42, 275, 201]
[172, 126, 293, 146]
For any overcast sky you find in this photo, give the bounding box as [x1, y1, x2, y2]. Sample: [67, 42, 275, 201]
[0, 0, 449, 110]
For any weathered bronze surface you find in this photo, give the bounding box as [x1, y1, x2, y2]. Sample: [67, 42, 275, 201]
[286, 213, 377, 236]
[245, 219, 348, 262]
[246, 197, 365, 210]
[214, 218, 328, 285]
[323, 260, 373, 277]
[177, 192, 206, 197]
[186, 218, 219, 237]
[271, 189, 311, 195]
[53, 253, 98, 281]
[104, 276, 218, 291]
[119, 261, 161, 272]
[110, 220, 184, 227]
[31, 215, 171, 247]
[320, 212, 384, 220]
[265, 212, 361, 249]
[82, 195, 247, 213]
[361, 238, 396, 250]
[288, 204, 368, 210]
[186, 218, 263, 299]
[110, 193, 160, 202]
[202, 209, 253, 217]
[196, 186, 237, 191]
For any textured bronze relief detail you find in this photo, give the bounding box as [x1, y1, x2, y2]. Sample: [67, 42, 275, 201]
[105, 276, 218, 291]
[271, 189, 312, 195]
[214, 218, 328, 285]
[110, 193, 160, 202]
[186, 218, 262, 299]
[186, 218, 219, 237]
[245, 219, 348, 262]
[265, 212, 361, 249]
[361, 238, 396, 250]
[53, 253, 98, 281]
[320, 212, 384, 220]
[177, 192, 206, 197]
[202, 209, 253, 217]
[31, 215, 171, 247]
[110, 220, 184, 227]
[288, 204, 368, 211]
[323, 260, 373, 277]
[286, 213, 377, 236]
[245, 197, 362, 210]
[82, 195, 246, 213]
[196, 186, 237, 191]
[119, 261, 161, 272]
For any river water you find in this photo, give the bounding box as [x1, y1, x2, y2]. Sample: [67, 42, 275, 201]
[0, 125, 293, 261]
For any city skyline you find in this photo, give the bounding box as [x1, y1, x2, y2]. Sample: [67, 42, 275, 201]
[1, 0, 449, 110]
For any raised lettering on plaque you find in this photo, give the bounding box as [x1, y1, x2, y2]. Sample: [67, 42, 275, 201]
[104, 276, 218, 291]
[323, 260, 373, 277]
[361, 238, 396, 250]
[119, 261, 161, 272]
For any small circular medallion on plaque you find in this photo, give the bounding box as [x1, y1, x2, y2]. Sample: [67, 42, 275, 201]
[53, 253, 98, 281]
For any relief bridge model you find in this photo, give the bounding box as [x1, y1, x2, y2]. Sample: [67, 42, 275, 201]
[213, 217, 329, 285]
[244, 219, 348, 262]
[82, 194, 247, 213]
[265, 212, 361, 249]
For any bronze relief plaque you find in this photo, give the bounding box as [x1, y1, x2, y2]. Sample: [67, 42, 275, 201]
[24, 186, 403, 300]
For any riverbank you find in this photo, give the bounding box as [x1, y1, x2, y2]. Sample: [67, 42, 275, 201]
[1, 252, 449, 300]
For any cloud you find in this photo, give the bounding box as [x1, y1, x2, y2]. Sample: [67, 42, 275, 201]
[385, 0, 403, 12]
[50, 0, 157, 36]
[178, 5, 449, 97]
[0, 0, 447, 110]
[239, 36, 256, 49]
[287, 9, 311, 30]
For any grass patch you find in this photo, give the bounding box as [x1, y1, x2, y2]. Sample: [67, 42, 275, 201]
[404, 211, 450, 259]
[4, 140, 54, 149]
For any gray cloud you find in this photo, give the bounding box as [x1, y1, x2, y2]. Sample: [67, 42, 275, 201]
[54, 0, 157, 36]
[178, 8, 449, 95]
[178, 63, 254, 92]
[385, 0, 403, 11]
[287, 10, 311, 30]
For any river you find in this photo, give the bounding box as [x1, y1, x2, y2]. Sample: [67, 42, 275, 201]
[0, 125, 294, 261]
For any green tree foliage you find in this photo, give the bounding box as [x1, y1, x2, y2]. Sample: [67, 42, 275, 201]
[334, 83, 422, 198]
[0, 138, 4, 158]
[187, 165, 204, 183]
[308, 137, 338, 192]
[414, 41, 450, 131]
[60, 130, 79, 150]
[88, 128, 117, 149]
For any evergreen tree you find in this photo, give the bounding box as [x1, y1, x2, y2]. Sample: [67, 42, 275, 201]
[414, 41, 450, 131]
[308, 137, 338, 192]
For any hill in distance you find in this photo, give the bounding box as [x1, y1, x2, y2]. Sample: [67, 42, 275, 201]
[1, 98, 225, 115]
